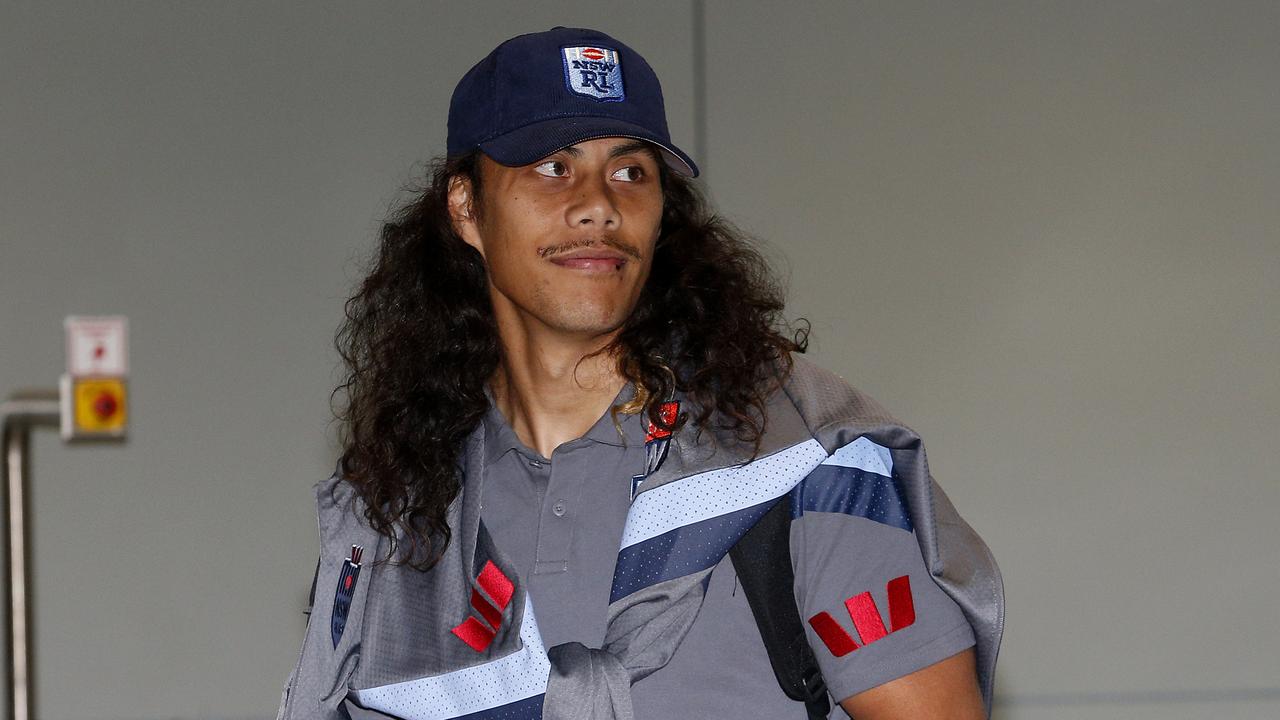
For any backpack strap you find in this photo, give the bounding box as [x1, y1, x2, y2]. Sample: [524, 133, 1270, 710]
[729, 495, 832, 720]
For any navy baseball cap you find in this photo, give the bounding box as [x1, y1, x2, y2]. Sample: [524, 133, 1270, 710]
[447, 27, 699, 177]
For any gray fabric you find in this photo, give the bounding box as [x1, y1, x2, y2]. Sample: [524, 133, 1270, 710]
[276, 473, 382, 720]
[629, 556, 805, 718]
[544, 644, 633, 719]
[781, 359, 1005, 709]
[629, 538, 974, 718]
[542, 356, 1002, 718]
[278, 430, 534, 719]
[544, 571, 713, 720]
[479, 396, 645, 649]
[483, 385, 974, 716]
[350, 430, 534, 689]
[275, 354, 1004, 719]
[792, 514, 975, 701]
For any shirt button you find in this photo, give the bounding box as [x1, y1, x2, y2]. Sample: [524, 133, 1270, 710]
[529, 459, 543, 468]
[552, 500, 567, 517]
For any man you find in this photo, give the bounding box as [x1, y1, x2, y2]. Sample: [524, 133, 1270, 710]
[278, 27, 1002, 720]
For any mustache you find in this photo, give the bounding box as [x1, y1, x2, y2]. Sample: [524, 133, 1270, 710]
[538, 237, 643, 261]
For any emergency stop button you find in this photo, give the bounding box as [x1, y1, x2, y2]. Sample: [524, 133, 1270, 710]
[61, 315, 130, 441]
[71, 377, 128, 434]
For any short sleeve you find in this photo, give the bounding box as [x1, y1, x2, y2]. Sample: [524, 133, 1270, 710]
[789, 440, 976, 703]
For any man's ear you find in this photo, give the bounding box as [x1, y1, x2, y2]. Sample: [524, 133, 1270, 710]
[448, 175, 484, 257]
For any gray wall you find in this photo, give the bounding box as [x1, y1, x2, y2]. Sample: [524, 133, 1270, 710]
[704, 3, 1280, 719]
[1, 2, 1275, 719]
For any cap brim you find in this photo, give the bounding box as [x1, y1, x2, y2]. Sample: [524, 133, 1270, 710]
[479, 116, 699, 177]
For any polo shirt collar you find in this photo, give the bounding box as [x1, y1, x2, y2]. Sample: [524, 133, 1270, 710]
[480, 383, 645, 466]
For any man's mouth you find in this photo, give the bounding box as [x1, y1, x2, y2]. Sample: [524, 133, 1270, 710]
[549, 250, 628, 272]
[543, 240, 638, 272]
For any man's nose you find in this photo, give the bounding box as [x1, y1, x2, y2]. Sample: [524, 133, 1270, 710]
[567, 174, 620, 228]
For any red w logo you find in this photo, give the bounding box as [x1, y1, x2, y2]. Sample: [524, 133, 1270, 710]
[808, 575, 916, 657]
[450, 560, 515, 652]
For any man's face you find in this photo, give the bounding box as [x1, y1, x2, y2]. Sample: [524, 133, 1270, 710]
[451, 137, 665, 341]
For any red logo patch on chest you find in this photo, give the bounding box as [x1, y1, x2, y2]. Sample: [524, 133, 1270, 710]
[451, 560, 515, 652]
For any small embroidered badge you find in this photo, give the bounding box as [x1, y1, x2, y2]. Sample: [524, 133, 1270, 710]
[561, 46, 625, 101]
[633, 401, 681, 499]
[644, 401, 680, 474]
[330, 545, 363, 648]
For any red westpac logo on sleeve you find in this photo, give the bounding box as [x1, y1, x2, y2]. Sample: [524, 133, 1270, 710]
[808, 575, 916, 657]
[451, 560, 515, 652]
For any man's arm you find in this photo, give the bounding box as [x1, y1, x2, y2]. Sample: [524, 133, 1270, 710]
[838, 649, 985, 720]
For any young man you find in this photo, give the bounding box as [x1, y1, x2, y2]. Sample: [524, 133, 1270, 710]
[278, 27, 1002, 720]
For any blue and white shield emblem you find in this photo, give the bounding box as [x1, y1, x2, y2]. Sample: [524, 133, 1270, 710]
[561, 46, 625, 102]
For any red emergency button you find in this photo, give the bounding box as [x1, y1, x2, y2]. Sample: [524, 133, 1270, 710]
[93, 392, 118, 420]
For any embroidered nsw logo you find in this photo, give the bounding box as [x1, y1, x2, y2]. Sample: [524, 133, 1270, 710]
[808, 575, 916, 657]
[562, 46, 624, 101]
[451, 560, 515, 652]
[330, 545, 363, 648]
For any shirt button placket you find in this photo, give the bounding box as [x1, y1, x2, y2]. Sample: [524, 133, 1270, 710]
[532, 454, 572, 576]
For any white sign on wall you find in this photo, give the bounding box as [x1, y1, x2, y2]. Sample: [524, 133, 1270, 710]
[65, 315, 129, 377]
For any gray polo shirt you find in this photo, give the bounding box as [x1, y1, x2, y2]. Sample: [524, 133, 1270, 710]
[478, 393, 646, 649]
[479, 394, 975, 718]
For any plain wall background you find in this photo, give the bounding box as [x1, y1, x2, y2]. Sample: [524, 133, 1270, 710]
[1, 2, 1276, 719]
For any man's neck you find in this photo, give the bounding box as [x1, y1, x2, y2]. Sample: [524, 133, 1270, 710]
[489, 328, 626, 460]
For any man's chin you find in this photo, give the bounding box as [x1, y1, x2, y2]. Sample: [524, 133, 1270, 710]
[542, 304, 633, 339]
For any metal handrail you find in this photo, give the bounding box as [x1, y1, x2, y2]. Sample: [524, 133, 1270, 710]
[2, 391, 59, 720]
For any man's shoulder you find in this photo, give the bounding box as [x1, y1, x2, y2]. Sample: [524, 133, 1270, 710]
[773, 353, 902, 439]
[310, 469, 372, 535]
[313, 468, 355, 508]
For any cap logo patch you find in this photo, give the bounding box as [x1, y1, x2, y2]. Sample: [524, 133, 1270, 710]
[562, 46, 624, 102]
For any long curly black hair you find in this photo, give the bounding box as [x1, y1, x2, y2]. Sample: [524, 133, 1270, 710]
[335, 152, 808, 569]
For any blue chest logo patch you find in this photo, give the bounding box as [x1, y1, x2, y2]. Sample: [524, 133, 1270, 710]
[562, 46, 624, 102]
[330, 544, 363, 648]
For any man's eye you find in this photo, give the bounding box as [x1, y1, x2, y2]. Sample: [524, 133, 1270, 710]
[611, 166, 644, 182]
[534, 160, 569, 177]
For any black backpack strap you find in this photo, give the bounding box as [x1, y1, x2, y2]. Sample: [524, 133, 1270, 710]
[305, 557, 319, 615]
[729, 495, 832, 720]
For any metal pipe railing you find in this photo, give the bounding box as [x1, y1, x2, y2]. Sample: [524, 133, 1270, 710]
[2, 392, 59, 720]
